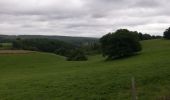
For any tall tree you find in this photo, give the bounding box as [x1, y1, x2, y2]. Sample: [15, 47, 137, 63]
[100, 29, 142, 60]
[164, 27, 170, 39]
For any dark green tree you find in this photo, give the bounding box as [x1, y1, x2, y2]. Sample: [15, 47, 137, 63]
[164, 27, 170, 39]
[100, 29, 142, 60]
[0, 44, 2, 48]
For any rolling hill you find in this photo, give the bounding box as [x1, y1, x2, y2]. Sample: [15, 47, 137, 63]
[0, 35, 98, 45]
[0, 39, 169, 100]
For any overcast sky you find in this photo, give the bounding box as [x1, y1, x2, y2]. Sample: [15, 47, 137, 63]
[0, 0, 170, 37]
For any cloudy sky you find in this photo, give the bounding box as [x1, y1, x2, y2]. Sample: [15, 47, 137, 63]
[0, 0, 170, 37]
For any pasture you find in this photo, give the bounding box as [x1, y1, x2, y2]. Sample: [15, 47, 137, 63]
[0, 39, 170, 100]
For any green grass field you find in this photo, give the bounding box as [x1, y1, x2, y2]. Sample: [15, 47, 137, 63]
[0, 39, 170, 100]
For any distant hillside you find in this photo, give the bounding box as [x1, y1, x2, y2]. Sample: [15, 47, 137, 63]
[0, 35, 99, 45]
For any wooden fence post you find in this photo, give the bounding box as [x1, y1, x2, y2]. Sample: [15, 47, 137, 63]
[131, 77, 138, 100]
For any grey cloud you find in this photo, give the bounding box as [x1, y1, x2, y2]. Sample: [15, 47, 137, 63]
[0, 0, 170, 37]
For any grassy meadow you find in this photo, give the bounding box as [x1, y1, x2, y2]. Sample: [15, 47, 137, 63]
[0, 39, 170, 100]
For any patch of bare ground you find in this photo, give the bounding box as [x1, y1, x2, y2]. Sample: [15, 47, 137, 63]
[0, 50, 34, 54]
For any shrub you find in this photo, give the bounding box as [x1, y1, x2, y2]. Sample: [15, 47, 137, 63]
[67, 49, 88, 61]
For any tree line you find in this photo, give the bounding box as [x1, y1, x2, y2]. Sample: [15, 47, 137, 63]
[12, 38, 99, 61]
[13, 38, 76, 57]
[138, 33, 162, 40]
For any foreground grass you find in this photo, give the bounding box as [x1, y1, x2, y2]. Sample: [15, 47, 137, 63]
[0, 39, 170, 100]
